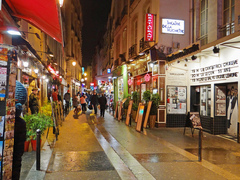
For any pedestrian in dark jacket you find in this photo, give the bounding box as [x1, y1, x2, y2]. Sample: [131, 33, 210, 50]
[29, 88, 39, 114]
[12, 81, 27, 180]
[90, 91, 98, 114]
[64, 90, 70, 113]
[98, 93, 107, 117]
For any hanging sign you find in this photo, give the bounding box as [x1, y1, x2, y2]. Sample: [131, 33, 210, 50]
[145, 13, 155, 41]
[48, 65, 59, 76]
[162, 18, 185, 34]
[144, 74, 151, 82]
[128, 79, 133, 86]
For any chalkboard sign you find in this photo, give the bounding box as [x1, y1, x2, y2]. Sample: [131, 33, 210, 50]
[136, 105, 145, 132]
[143, 101, 152, 128]
[125, 100, 133, 126]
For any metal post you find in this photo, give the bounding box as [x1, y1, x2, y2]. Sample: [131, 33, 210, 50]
[36, 129, 41, 170]
[198, 129, 202, 162]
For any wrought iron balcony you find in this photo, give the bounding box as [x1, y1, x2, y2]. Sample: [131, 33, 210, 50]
[128, 44, 137, 58]
[139, 37, 150, 52]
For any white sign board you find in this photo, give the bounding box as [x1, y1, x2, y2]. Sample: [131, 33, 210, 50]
[162, 18, 185, 35]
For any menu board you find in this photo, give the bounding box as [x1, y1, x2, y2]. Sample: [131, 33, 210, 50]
[167, 86, 187, 114]
[215, 85, 226, 116]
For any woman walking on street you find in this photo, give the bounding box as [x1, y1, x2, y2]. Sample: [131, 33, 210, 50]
[98, 93, 107, 117]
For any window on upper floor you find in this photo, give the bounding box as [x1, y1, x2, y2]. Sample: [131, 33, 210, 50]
[122, 27, 127, 54]
[222, 0, 235, 37]
[131, 19, 138, 46]
[200, 0, 208, 46]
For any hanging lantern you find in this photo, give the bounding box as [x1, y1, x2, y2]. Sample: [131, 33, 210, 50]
[144, 74, 151, 82]
[128, 79, 133, 86]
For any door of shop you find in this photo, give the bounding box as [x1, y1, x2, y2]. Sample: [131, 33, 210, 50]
[215, 83, 238, 137]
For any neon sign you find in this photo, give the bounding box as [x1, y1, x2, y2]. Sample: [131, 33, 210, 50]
[145, 13, 154, 41]
[48, 65, 59, 76]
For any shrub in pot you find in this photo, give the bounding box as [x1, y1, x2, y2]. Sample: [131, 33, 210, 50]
[23, 113, 53, 150]
[149, 93, 160, 128]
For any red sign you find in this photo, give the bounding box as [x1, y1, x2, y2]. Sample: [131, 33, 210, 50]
[128, 79, 133, 86]
[144, 74, 151, 82]
[48, 65, 59, 77]
[145, 13, 154, 41]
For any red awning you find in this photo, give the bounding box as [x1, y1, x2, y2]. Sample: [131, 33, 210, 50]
[5, 0, 62, 43]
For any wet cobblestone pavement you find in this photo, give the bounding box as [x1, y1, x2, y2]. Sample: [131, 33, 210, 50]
[20, 109, 240, 179]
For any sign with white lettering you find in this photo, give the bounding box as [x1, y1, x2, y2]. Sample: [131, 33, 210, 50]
[145, 14, 154, 41]
[162, 18, 185, 35]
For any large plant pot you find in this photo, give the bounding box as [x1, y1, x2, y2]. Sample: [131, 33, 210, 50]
[24, 141, 30, 152]
[132, 110, 137, 120]
[31, 139, 42, 151]
[149, 115, 156, 128]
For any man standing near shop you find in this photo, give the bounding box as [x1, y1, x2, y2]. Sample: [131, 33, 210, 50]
[98, 93, 107, 117]
[29, 88, 39, 114]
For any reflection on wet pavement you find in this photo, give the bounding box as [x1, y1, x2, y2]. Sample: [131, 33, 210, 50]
[185, 147, 240, 164]
[48, 151, 115, 172]
[133, 153, 193, 163]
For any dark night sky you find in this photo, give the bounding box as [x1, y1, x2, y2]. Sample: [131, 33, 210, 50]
[80, 0, 112, 67]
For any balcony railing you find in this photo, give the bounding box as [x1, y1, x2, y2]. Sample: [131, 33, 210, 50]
[128, 44, 137, 58]
[121, 6, 128, 21]
[139, 37, 150, 52]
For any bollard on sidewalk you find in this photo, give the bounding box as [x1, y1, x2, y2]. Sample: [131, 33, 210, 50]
[36, 129, 41, 170]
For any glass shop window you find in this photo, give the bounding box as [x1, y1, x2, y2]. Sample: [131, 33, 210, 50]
[200, 85, 211, 116]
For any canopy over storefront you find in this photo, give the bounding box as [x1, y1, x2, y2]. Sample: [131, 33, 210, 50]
[95, 73, 113, 82]
[5, 0, 63, 43]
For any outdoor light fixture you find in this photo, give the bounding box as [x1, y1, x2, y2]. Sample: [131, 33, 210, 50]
[23, 61, 29, 67]
[139, 52, 145, 56]
[177, 60, 180, 63]
[84, 77, 87, 80]
[81, 78, 84, 82]
[191, 55, 197, 60]
[34, 69, 39, 74]
[72, 61, 76, 66]
[60, 76, 62, 78]
[59, 0, 64, 7]
[185, 58, 188, 62]
[56, 71, 59, 74]
[129, 59, 134, 62]
[7, 30, 21, 35]
[84, 73, 87, 76]
[213, 46, 220, 54]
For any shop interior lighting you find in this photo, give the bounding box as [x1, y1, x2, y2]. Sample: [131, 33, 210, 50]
[213, 46, 220, 54]
[42, 75, 46, 79]
[191, 55, 197, 60]
[45, 78, 49, 82]
[59, 0, 64, 7]
[72, 61, 76, 66]
[139, 52, 145, 56]
[81, 78, 84, 82]
[84, 77, 87, 80]
[149, 62, 153, 68]
[23, 61, 29, 67]
[129, 59, 134, 62]
[56, 71, 59, 74]
[108, 76, 112, 79]
[60, 76, 62, 78]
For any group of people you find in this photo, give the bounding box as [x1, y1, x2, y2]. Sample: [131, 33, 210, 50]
[71, 90, 107, 117]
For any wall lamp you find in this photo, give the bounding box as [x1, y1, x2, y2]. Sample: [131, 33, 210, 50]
[191, 55, 197, 60]
[213, 46, 220, 54]
[6, 29, 41, 40]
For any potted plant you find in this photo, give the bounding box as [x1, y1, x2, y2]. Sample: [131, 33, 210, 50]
[132, 91, 140, 120]
[143, 90, 151, 104]
[23, 113, 53, 151]
[149, 93, 160, 128]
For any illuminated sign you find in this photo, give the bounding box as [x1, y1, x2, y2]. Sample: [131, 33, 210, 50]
[162, 18, 185, 34]
[144, 74, 151, 82]
[128, 79, 133, 86]
[145, 13, 154, 41]
[90, 83, 94, 86]
[48, 65, 59, 76]
[82, 67, 84, 75]
[107, 68, 111, 74]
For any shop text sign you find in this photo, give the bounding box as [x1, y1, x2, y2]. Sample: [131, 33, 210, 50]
[162, 18, 184, 35]
[145, 14, 154, 41]
[191, 59, 238, 82]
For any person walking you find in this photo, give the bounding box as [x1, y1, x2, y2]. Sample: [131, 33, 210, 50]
[29, 88, 39, 114]
[72, 94, 80, 114]
[98, 93, 107, 117]
[80, 93, 87, 113]
[52, 88, 58, 102]
[90, 91, 98, 115]
[64, 90, 70, 113]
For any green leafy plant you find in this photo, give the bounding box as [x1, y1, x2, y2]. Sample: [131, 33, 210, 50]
[143, 90, 151, 104]
[23, 113, 53, 140]
[150, 93, 160, 115]
[132, 91, 140, 104]
[123, 95, 131, 109]
[132, 102, 138, 111]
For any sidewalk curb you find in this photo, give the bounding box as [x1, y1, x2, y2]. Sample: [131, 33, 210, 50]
[25, 140, 53, 180]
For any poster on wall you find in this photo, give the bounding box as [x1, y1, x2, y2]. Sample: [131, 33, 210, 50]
[118, 76, 124, 101]
[215, 85, 226, 116]
[167, 86, 187, 114]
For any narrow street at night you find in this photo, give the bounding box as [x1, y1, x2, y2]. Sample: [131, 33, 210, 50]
[31, 110, 240, 180]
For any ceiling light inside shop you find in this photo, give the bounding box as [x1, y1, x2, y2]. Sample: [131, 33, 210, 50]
[42, 75, 46, 79]
[45, 78, 49, 82]
[129, 59, 134, 62]
[23, 61, 29, 67]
